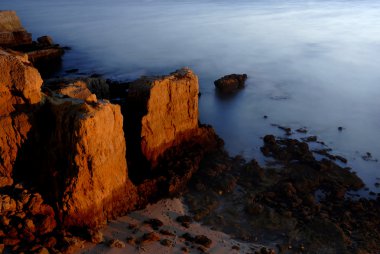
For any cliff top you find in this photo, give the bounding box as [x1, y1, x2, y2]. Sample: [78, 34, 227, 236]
[0, 10, 26, 32]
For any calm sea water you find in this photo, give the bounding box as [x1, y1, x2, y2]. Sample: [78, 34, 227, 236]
[2, 0, 380, 192]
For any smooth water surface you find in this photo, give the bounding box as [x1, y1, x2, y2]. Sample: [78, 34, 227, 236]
[2, 0, 380, 191]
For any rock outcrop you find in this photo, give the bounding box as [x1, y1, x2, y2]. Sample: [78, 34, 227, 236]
[0, 11, 64, 77]
[0, 49, 42, 187]
[31, 98, 138, 229]
[0, 11, 32, 47]
[0, 46, 221, 252]
[126, 68, 200, 167]
[214, 73, 247, 92]
[43, 76, 110, 99]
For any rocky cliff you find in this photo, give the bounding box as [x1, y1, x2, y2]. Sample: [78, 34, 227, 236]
[125, 68, 218, 173]
[0, 49, 42, 187]
[0, 10, 64, 77]
[0, 11, 32, 47]
[0, 22, 221, 251]
[35, 98, 138, 229]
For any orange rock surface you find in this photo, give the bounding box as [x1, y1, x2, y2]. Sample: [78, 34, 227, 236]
[0, 50, 42, 187]
[0, 11, 32, 47]
[128, 68, 199, 166]
[40, 98, 138, 228]
[0, 50, 42, 115]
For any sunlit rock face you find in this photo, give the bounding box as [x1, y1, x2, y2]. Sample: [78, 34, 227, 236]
[0, 50, 42, 187]
[36, 98, 138, 229]
[126, 68, 200, 167]
[0, 11, 32, 47]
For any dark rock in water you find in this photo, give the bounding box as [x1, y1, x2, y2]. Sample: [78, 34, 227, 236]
[37, 36, 54, 46]
[338, 126, 344, 131]
[362, 152, 378, 162]
[65, 68, 79, 74]
[271, 124, 292, 136]
[296, 127, 308, 133]
[301, 136, 318, 142]
[214, 73, 247, 92]
[185, 134, 378, 254]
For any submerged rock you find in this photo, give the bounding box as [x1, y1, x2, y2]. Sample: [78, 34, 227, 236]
[214, 73, 247, 92]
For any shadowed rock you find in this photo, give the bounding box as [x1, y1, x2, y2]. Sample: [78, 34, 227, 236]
[25, 97, 138, 229]
[126, 68, 200, 167]
[0, 49, 42, 187]
[214, 73, 247, 92]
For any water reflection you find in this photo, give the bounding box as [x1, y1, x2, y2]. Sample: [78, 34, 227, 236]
[2, 0, 380, 190]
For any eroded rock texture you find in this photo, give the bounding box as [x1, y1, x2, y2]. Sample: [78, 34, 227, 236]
[0, 11, 32, 47]
[43, 76, 110, 99]
[126, 68, 201, 168]
[0, 50, 42, 187]
[25, 98, 138, 229]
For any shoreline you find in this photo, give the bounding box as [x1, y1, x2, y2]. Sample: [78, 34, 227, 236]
[76, 198, 272, 254]
[1, 10, 379, 254]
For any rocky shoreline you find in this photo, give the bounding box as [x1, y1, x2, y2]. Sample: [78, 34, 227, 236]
[1, 11, 379, 254]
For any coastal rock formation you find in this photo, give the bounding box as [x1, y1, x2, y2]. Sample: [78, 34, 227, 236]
[26, 98, 138, 229]
[1, 39, 221, 251]
[0, 11, 64, 76]
[214, 73, 247, 92]
[0, 50, 42, 187]
[0, 11, 32, 47]
[0, 49, 42, 114]
[43, 76, 110, 99]
[54, 81, 93, 100]
[126, 68, 200, 167]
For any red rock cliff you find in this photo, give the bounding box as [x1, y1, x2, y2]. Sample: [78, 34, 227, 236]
[127, 68, 200, 167]
[0, 11, 32, 47]
[0, 50, 42, 187]
[38, 98, 138, 228]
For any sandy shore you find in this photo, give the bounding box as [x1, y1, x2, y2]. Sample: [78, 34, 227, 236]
[76, 198, 269, 254]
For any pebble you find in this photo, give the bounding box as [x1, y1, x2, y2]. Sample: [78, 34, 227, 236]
[108, 239, 125, 248]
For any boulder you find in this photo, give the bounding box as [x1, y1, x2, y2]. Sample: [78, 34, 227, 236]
[0, 49, 43, 115]
[0, 11, 32, 47]
[0, 50, 42, 187]
[126, 68, 200, 167]
[44, 77, 110, 99]
[37, 36, 54, 46]
[214, 73, 247, 92]
[54, 81, 93, 100]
